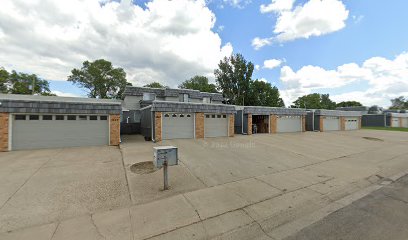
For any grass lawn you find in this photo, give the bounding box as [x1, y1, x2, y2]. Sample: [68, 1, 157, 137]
[362, 126, 408, 132]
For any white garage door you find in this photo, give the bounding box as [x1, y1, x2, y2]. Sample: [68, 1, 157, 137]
[402, 118, 408, 128]
[277, 116, 302, 133]
[12, 114, 109, 151]
[345, 117, 359, 130]
[391, 118, 400, 127]
[162, 113, 194, 140]
[204, 114, 228, 137]
[323, 117, 340, 131]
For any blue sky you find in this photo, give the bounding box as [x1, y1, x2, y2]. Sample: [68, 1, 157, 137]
[1, 0, 408, 107]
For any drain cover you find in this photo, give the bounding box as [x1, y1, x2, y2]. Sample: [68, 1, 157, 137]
[362, 137, 384, 142]
[130, 162, 157, 174]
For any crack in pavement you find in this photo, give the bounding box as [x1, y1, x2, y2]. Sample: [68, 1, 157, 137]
[49, 222, 60, 240]
[90, 214, 106, 240]
[242, 208, 276, 240]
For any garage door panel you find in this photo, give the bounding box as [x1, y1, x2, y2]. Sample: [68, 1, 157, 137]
[277, 116, 302, 133]
[392, 118, 400, 128]
[323, 117, 340, 131]
[205, 114, 228, 137]
[162, 113, 194, 140]
[345, 117, 359, 131]
[402, 118, 408, 128]
[12, 115, 109, 150]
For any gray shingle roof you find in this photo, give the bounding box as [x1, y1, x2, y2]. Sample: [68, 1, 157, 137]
[124, 86, 224, 101]
[150, 101, 236, 114]
[314, 109, 362, 117]
[0, 94, 121, 114]
[243, 106, 307, 115]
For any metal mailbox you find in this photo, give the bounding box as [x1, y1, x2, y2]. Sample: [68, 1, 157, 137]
[153, 146, 178, 168]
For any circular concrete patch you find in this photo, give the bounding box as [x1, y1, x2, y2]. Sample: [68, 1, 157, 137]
[130, 162, 157, 174]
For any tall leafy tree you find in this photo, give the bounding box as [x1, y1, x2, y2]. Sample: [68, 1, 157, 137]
[8, 70, 54, 96]
[68, 59, 131, 99]
[0, 67, 8, 93]
[214, 53, 254, 105]
[390, 96, 408, 109]
[336, 101, 363, 107]
[144, 82, 166, 88]
[179, 75, 218, 93]
[293, 93, 336, 109]
[246, 80, 285, 107]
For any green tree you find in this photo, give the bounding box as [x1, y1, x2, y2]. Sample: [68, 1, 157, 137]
[336, 101, 363, 107]
[68, 59, 131, 99]
[0, 67, 8, 93]
[144, 82, 166, 88]
[214, 53, 254, 105]
[390, 96, 408, 109]
[246, 80, 285, 107]
[8, 70, 54, 96]
[178, 76, 218, 93]
[293, 93, 336, 109]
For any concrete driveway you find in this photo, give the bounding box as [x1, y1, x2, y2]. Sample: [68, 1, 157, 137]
[0, 146, 130, 233]
[1, 130, 408, 239]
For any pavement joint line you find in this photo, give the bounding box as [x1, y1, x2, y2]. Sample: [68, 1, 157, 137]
[0, 148, 64, 211]
[383, 193, 408, 205]
[128, 208, 135, 240]
[241, 208, 277, 240]
[119, 146, 133, 204]
[49, 222, 60, 240]
[178, 158, 208, 188]
[90, 214, 106, 240]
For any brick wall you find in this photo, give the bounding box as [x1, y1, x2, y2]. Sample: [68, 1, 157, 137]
[302, 116, 306, 132]
[340, 117, 346, 131]
[195, 113, 204, 139]
[0, 113, 9, 152]
[359, 117, 362, 129]
[270, 115, 277, 134]
[319, 116, 324, 132]
[247, 114, 252, 135]
[155, 112, 162, 142]
[399, 117, 403, 128]
[109, 115, 121, 146]
[229, 114, 234, 137]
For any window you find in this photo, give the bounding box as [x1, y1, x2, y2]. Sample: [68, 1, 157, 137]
[203, 97, 211, 104]
[79, 115, 87, 120]
[42, 115, 53, 120]
[90, 116, 97, 120]
[15, 115, 26, 120]
[172, 114, 177, 117]
[67, 115, 76, 120]
[143, 92, 156, 101]
[223, 115, 227, 118]
[179, 94, 189, 102]
[56, 115, 64, 120]
[29, 115, 39, 120]
[212, 115, 216, 118]
[100, 116, 108, 121]
[206, 115, 210, 118]
[187, 114, 191, 118]
[164, 114, 170, 118]
[180, 114, 184, 117]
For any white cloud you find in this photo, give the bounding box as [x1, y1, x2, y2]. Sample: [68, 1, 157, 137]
[52, 90, 83, 98]
[254, 0, 349, 49]
[259, 77, 268, 83]
[251, 37, 273, 50]
[255, 64, 260, 71]
[260, 0, 295, 14]
[0, 0, 233, 87]
[263, 59, 283, 69]
[279, 52, 408, 107]
[222, 0, 252, 8]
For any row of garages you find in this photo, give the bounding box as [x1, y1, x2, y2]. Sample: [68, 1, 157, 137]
[362, 113, 408, 128]
[0, 94, 363, 151]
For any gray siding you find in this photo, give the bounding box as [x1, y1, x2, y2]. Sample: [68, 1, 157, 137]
[123, 96, 143, 110]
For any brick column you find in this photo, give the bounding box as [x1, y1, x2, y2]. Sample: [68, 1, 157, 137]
[155, 112, 162, 142]
[390, 116, 393, 127]
[319, 116, 324, 132]
[109, 115, 121, 146]
[399, 117, 403, 128]
[270, 115, 277, 134]
[340, 117, 346, 131]
[359, 117, 362, 129]
[0, 113, 9, 152]
[247, 114, 252, 135]
[195, 113, 204, 139]
[302, 115, 306, 132]
[229, 114, 235, 137]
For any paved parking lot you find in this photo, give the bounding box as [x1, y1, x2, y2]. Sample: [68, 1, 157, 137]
[1, 130, 408, 239]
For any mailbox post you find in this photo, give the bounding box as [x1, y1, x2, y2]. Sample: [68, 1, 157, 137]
[153, 146, 178, 190]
